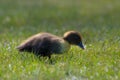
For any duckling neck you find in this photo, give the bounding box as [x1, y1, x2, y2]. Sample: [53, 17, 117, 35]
[63, 37, 70, 44]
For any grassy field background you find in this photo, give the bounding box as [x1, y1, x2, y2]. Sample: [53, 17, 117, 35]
[0, 0, 120, 80]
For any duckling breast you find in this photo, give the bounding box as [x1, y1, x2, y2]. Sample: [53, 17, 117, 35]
[51, 39, 70, 54]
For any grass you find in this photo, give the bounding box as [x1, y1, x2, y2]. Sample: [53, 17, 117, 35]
[0, 0, 120, 80]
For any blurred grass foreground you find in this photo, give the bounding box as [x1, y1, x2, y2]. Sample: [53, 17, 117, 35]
[0, 0, 120, 80]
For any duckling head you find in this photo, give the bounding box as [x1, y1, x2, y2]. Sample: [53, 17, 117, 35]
[63, 31, 85, 49]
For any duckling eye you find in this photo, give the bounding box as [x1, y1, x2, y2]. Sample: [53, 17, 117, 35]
[72, 34, 81, 40]
[67, 35, 81, 44]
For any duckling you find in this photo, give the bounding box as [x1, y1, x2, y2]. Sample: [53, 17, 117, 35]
[17, 31, 85, 58]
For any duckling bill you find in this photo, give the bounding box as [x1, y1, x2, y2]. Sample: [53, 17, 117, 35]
[17, 31, 85, 58]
